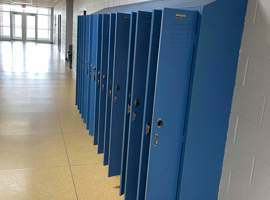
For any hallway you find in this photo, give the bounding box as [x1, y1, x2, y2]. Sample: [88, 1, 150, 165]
[0, 41, 122, 200]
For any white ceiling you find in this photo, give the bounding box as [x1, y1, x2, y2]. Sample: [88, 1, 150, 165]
[0, 0, 60, 7]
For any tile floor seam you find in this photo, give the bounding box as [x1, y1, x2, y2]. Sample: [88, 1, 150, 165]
[59, 121, 80, 200]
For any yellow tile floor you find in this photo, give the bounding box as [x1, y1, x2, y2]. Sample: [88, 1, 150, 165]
[0, 41, 123, 200]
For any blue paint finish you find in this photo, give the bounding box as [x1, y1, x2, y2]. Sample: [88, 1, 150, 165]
[177, 0, 248, 200]
[125, 11, 152, 200]
[145, 9, 198, 200]
[98, 14, 110, 154]
[86, 15, 93, 131]
[83, 15, 91, 125]
[120, 12, 137, 195]
[103, 13, 116, 165]
[88, 15, 100, 135]
[108, 13, 131, 177]
[75, 16, 81, 106]
[136, 10, 162, 200]
[93, 14, 103, 144]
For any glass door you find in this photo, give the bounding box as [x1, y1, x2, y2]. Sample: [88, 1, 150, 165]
[26, 14, 37, 41]
[12, 13, 23, 40]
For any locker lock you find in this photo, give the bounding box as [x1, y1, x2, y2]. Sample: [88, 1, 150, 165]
[127, 103, 131, 114]
[109, 89, 112, 96]
[145, 122, 151, 135]
[157, 119, 164, 128]
[134, 99, 140, 108]
[153, 133, 159, 146]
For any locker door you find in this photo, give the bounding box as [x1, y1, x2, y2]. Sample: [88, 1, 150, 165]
[136, 10, 162, 200]
[81, 15, 87, 117]
[98, 14, 110, 153]
[93, 14, 103, 144]
[83, 15, 91, 123]
[88, 15, 102, 136]
[75, 16, 81, 107]
[145, 9, 199, 200]
[86, 15, 93, 131]
[120, 12, 137, 195]
[108, 13, 131, 177]
[103, 13, 116, 165]
[125, 11, 152, 200]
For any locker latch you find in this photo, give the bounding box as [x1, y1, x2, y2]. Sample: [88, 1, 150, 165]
[127, 103, 131, 114]
[153, 133, 159, 146]
[131, 112, 137, 122]
[145, 122, 151, 135]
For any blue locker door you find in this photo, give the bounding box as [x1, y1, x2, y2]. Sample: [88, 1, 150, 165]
[88, 15, 102, 136]
[145, 9, 198, 200]
[124, 11, 152, 200]
[86, 15, 93, 130]
[80, 15, 87, 116]
[83, 15, 91, 123]
[93, 14, 103, 145]
[75, 16, 81, 106]
[136, 10, 162, 200]
[103, 13, 116, 165]
[120, 12, 137, 195]
[108, 13, 131, 177]
[78, 16, 84, 113]
[98, 14, 110, 153]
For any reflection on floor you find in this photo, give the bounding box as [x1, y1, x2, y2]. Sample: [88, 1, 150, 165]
[0, 41, 122, 200]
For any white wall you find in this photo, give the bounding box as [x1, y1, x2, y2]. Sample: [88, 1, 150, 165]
[54, 0, 66, 59]
[219, 0, 270, 199]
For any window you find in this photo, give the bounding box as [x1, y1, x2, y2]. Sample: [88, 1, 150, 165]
[0, 11, 10, 39]
[38, 15, 51, 40]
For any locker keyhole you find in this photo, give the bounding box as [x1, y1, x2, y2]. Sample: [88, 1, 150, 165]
[134, 99, 140, 108]
[157, 119, 164, 128]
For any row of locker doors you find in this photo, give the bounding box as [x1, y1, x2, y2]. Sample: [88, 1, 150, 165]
[76, 8, 199, 200]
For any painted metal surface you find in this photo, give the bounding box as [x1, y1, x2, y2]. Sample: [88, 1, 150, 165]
[93, 14, 103, 145]
[125, 11, 152, 200]
[75, 16, 81, 107]
[136, 9, 162, 200]
[177, 0, 248, 199]
[103, 13, 116, 165]
[98, 14, 110, 154]
[120, 12, 137, 195]
[145, 8, 198, 200]
[108, 13, 131, 177]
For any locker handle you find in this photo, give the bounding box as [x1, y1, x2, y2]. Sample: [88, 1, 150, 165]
[145, 122, 151, 135]
[157, 119, 164, 128]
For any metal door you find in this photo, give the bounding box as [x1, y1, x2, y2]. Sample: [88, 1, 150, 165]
[125, 11, 152, 200]
[136, 10, 162, 200]
[108, 13, 131, 177]
[88, 15, 102, 136]
[98, 14, 110, 153]
[75, 16, 82, 107]
[103, 13, 116, 165]
[120, 12, 137, 195]
[145, 8, 199, 200]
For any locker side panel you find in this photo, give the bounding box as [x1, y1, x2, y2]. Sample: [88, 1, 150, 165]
[136, 10, 162, 200]
[75, 16, 81, 106]
[98, 14, 110, 153]
[108, 13, 131, 177]
[120, 12, 137, 195]
[103, 14, 116, 165]
[93, 14, 103, 144]
[145, 9, 198, 200]
[125, 11, 152, 200]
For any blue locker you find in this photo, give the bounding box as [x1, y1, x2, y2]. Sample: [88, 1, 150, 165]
[86, 15, 93, 131]
[136, 10, 162, 200]
[93, 14, 103, 144]
[81, 15, 87, 117]
[103, 13, 116, 165]
[88, 15, 102, 136]
[145, 9, 199, 200]
[98, 14, 110, 154]
[120, 12, 137, 195]
[83, 15, 91, 123]
[125, 11, 152, 200]
[75, 16, 81, 107]
[108, 13, 131, 177]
